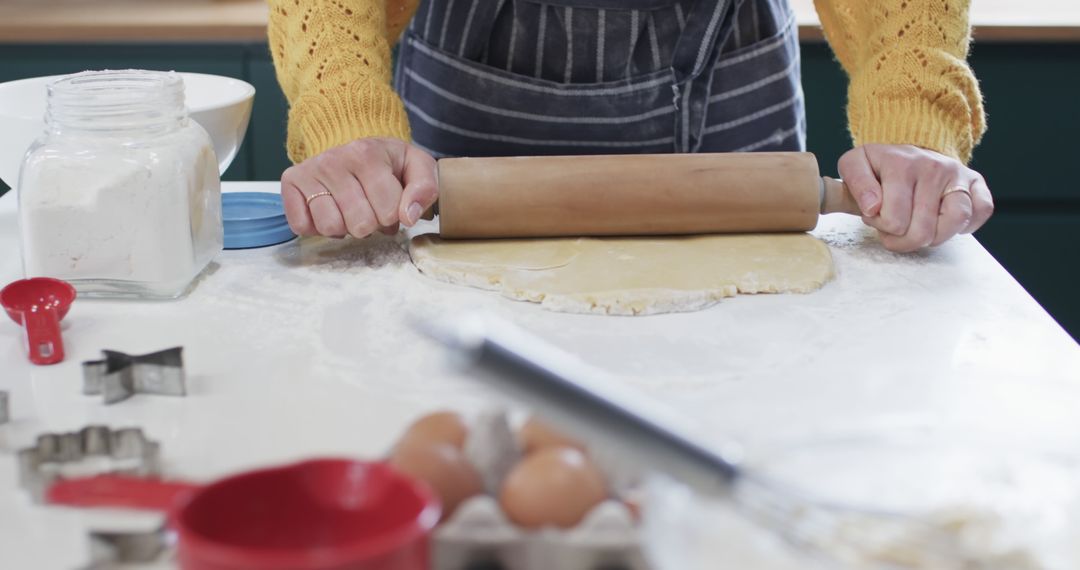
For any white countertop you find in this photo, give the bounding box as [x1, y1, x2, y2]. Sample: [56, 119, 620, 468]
[1, 181, 1078, 569]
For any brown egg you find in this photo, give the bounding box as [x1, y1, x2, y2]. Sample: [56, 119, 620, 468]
[499, 447, 608, 529]
[388, 438, 484, 520]
[400, 410, 469, 449]
[622, 496, 642, 522]
[518, 416, 586, 455]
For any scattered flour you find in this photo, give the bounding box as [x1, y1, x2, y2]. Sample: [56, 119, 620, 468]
[90, 215, 1079, 570]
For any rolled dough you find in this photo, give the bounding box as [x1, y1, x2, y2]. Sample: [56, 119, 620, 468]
[409, 234, 834, 316]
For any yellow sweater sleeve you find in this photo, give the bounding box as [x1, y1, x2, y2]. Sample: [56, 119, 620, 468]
[813, 0, 986, 163]
[268, 0, 419, 163]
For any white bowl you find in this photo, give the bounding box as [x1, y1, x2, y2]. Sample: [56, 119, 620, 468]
[0, 71, 255, 189]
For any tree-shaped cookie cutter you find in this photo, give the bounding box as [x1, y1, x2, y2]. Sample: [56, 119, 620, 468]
[82, 347, 186, 405]
[18, 426, 161, 503]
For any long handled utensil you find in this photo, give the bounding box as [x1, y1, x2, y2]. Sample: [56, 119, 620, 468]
[421, 314, 969, 568]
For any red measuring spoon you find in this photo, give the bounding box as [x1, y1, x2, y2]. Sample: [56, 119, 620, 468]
[47, 458, 440, 570]
[1, 277, 76, 365]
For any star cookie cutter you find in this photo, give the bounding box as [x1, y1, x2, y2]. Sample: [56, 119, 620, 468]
[17, 426, 161, 503]
[0, 391, 8, 424]
[82, 347, 186, 405]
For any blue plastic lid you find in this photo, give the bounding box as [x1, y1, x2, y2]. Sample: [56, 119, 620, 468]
[222, 192, 296, 249]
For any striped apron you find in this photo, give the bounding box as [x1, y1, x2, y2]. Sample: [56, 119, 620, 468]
[394, 0, 804, 157]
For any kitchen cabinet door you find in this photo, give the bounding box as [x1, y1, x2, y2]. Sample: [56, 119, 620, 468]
[976, 213, 1080, 339]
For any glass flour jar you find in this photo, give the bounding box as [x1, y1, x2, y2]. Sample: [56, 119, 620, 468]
[18, 70, 222, 299]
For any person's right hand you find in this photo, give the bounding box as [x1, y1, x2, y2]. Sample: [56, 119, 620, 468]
[281, 137, 438, 238]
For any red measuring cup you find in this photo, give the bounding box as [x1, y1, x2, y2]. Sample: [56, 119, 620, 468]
[47, 458, 441, 570]
[1, 277, 76, 365]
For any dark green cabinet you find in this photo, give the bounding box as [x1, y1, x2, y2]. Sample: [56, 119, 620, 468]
[1, 40, 1077, 339]
[246, 55, 293, 181]
[975, 212, 1080, 336]
[800, 43, 850, 180]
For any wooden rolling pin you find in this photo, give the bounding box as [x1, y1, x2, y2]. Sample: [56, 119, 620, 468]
[431, 151, 861, 239]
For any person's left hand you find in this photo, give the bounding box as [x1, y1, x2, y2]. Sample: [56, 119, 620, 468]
[838, 144, 994, 253]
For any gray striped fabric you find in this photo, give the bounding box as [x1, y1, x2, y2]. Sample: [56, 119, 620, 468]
[397, 0, 804, 157]
[413, 0, 693, 83]
[704, 8, 806, 153]
[412, 0, 792, 82]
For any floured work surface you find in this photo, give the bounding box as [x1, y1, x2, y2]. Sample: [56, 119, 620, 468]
[409, 233, 835, 316]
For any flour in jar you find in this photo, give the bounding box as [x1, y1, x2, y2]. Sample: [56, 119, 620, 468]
[19, 133, 219, 286]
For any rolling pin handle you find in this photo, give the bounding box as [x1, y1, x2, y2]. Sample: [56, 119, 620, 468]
[421, 203, 438, 221]
[819, 177, 864, 217]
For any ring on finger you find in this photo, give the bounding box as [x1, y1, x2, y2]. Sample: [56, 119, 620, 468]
[305, 191, 334, 206]
[942, 185, 972, 199]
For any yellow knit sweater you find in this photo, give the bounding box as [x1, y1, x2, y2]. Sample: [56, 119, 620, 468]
[268, 0, 985, 164]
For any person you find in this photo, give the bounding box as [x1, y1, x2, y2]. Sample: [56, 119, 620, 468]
[268, 0, 992, 253]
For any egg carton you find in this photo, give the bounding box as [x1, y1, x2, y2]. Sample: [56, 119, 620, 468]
[436, 410, 651, 570]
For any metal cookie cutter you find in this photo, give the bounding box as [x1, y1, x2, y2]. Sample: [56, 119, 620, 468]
[0, 391, 9, 424]
[17, 426, 161, 503]
[82, 526, 170, 570]
[83, 347, 186, 405]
